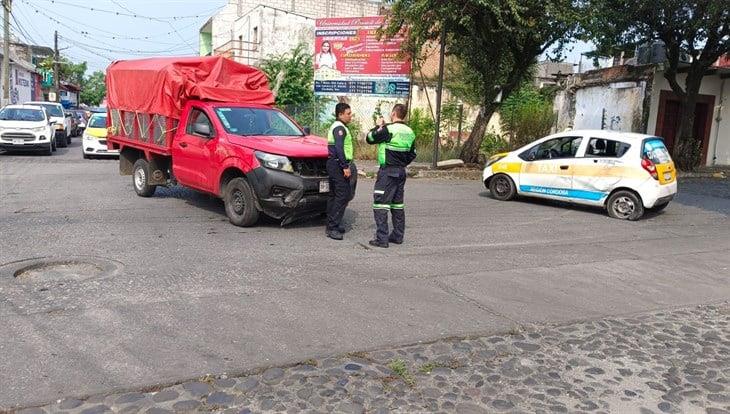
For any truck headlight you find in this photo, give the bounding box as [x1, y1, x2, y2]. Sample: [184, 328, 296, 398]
[254, 151, 294, 173]
[486, 154, 507, 167]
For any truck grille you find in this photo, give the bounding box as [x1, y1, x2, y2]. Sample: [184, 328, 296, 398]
[1, 132, 36, 142]
[291, 158, 328, 177]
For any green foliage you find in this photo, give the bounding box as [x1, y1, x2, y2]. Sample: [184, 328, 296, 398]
[260, 44, 315, 107]
[39, 56, 87, 86]
[480, 133, 510, 157]
[80, 71, 106, 106]
[387, 359, 415, 386]
[408, 108, 435, 147]
[500, 85, 556, 149]
[384, 0, 579, 163]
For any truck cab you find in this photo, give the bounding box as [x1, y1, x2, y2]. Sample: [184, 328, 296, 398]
[107, 56, 333, 227]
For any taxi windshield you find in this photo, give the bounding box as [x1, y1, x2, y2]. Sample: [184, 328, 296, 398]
[88, 115, 107, 128]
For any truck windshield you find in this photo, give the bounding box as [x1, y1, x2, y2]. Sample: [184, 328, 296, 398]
[0, 108, 45, 122]
[214, 107, 303, 137]
[29, 103, 63, 118]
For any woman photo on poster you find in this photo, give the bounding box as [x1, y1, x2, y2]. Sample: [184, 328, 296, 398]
[316, 41, 338, 69]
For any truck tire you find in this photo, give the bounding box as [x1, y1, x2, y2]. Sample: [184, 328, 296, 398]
[224, 177, 259, 227]
[133, 159, 157, 197]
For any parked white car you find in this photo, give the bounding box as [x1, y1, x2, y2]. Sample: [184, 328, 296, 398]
[24, 101, 71, 147]
[482, 130, 678, 220]
[0, 105, 57, 155]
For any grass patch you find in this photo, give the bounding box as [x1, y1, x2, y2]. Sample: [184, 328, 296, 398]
[387, 359, 415, 386]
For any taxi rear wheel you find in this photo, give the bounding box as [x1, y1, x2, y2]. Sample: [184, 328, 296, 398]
[607, 190, 644, 221]
[489, 174, 516, 201]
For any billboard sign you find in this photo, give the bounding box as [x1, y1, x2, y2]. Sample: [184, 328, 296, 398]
[314, 16, 411, 98]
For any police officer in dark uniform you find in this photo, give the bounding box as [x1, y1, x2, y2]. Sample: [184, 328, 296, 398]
[325, 103, 356, 240]
[366, 104, 416, 248]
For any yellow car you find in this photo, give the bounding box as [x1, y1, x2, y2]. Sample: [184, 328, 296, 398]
[82, 112, 118, 159]
[483, 130, 677, 220]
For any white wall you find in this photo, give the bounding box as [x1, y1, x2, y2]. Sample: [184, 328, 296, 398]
[9, 64, 33, 105]
[646, 70, 728, 166]
[573, 81, 647, 132]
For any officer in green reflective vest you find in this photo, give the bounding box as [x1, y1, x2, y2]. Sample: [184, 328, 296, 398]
[365, 104, 416, 248]
[325, 103, 356, 240]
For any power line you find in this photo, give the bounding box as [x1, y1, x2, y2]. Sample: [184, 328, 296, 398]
[14, 4, 50, 46]
[10, 12, 39, 45]
[22, 1, 202, 46]
[26, 0, 223, 22]
[59, 34, 194, 56]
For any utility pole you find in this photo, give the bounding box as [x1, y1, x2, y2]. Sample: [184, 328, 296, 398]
[2, 0, 11, 106]
[53, 30, 59, 102]
[432, 24, 446, 169]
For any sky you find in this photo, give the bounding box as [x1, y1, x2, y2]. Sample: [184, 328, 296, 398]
[11, 0, 602, 75]
[11, 0, 229, 73]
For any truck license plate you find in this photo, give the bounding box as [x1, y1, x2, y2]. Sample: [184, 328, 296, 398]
[663, 172, 672, 181]
[12, 139, 24, 145]
[319, 180, 330, 193]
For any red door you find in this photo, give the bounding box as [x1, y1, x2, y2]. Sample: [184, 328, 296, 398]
[172, 108, 217, 192]
[655, 90, 716, 164]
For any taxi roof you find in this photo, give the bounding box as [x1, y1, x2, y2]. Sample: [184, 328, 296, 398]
[550, 129, 658, 142]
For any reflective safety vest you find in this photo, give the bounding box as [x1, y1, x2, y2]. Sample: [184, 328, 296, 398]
[327, 121, 354, 161]
[375, 122, 416, 167]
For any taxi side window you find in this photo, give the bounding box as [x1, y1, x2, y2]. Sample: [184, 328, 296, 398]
[520, 136, 582, 161]
[586, 138, 631, 158]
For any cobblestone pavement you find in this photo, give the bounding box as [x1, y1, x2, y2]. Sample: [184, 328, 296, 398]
[14, 303, 729, 414]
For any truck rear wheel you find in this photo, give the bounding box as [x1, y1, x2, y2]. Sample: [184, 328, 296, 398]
[133, 159, 157, 197]
[224, 177, 259, 227]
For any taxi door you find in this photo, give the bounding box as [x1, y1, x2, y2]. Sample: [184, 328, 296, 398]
[518, 136, 583, 201]
[570, 137, 632, 205]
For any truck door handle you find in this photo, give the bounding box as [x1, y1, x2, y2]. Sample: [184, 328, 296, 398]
[560, 165, 569, 170]
[178, 142, 188, 148]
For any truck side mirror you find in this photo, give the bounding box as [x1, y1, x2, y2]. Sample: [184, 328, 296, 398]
[193, 122, 212, 138]
[303, 126, 311, 135]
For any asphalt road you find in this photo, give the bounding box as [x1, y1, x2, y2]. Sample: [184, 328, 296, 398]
[1, 140, 729, 409]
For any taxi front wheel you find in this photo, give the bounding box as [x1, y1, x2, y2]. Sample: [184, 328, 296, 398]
[489, 174, 516, 201]
[607, 190, 644, 221]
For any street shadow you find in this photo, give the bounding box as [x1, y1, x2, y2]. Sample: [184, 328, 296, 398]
[153, 185, 343, 229]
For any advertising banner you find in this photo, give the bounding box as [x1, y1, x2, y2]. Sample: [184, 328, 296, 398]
[314, 16, 411, 97]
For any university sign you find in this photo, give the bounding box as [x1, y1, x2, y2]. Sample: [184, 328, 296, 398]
[314, 16, 411, 98]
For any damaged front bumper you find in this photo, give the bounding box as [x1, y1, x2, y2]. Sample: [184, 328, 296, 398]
[249, 167, 331, 225]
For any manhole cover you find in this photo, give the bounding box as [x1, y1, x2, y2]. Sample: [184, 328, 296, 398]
[14, 261, 104, 282]
[1, 256, 123, 284]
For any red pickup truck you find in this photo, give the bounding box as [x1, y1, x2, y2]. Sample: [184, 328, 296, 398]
[106, 57, 334, 226]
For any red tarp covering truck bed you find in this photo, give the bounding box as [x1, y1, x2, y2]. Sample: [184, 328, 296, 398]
[106, 56, 275, 119]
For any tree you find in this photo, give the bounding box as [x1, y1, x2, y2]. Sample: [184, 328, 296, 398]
[384, 0, 579, 163]
[38, 56, 87, 86]
[260, 44, 333, 133]
[583, 0, 729, 170]
[81, 71, 106, 106]
[260, 43, 316, 107]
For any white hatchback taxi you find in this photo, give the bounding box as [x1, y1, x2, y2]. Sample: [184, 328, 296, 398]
[483, 130, 677, 220]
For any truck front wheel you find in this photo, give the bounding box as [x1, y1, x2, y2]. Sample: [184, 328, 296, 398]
[224, 177, 259, 227]
[133, 159, 157, 197]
